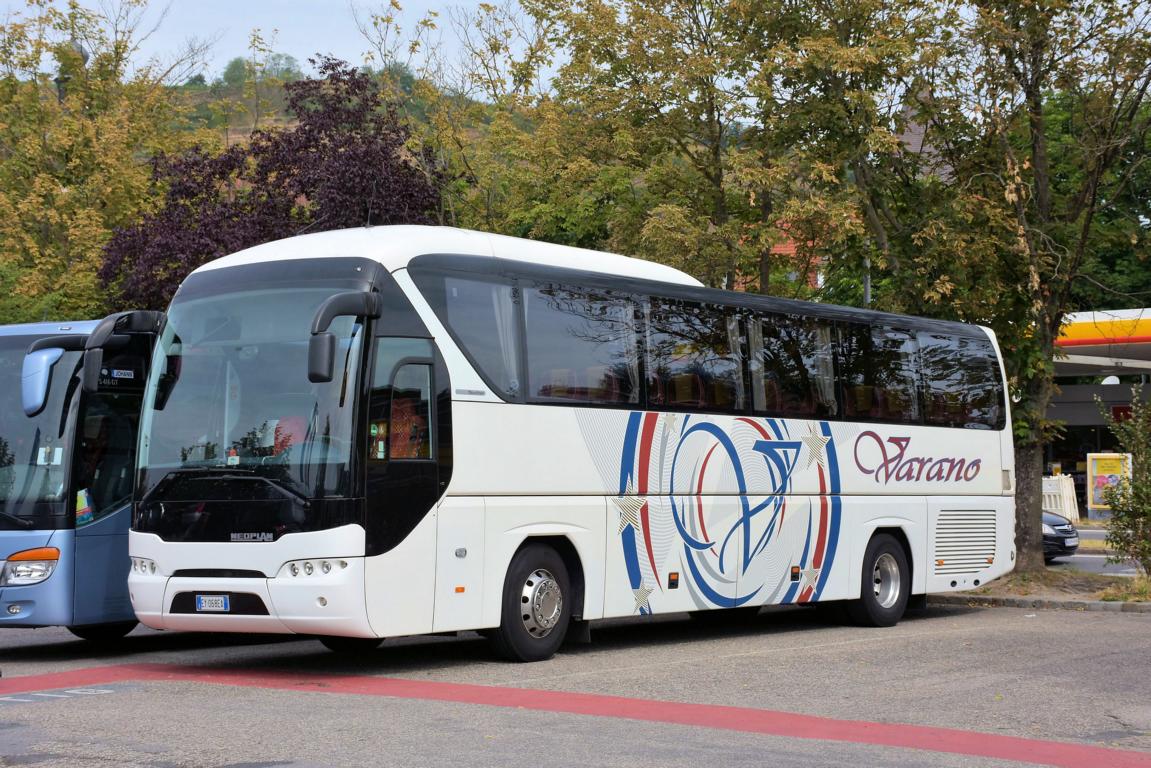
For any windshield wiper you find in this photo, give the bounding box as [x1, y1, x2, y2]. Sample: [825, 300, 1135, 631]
[0, 510, 35, 529]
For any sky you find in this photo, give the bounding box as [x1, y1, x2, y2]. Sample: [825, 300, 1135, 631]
[1, 0, 472, 79]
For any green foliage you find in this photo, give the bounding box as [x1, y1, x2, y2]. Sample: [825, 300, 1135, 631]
[0, 0, 212, 322]
[1098, 387, 1151, 577]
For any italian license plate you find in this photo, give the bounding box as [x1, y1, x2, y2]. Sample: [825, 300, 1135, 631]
[195, 594, 230, 612]
[1065, 536, 1079, 548]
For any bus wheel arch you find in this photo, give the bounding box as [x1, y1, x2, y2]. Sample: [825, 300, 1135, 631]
[846, 530, 911, 628]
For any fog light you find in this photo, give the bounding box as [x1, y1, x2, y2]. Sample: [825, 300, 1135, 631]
[7, 605, 20, 615]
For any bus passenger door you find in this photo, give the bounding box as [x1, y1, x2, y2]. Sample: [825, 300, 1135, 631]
[363, 337, 443, 637]
[72, 318, 157, 625]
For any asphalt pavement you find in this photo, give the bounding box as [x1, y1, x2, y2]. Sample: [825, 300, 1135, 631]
[1, 604, 1150, 767]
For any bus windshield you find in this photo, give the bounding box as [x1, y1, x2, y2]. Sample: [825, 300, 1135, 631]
[0, 337, 81, 529]
[136, 284, 365, 514]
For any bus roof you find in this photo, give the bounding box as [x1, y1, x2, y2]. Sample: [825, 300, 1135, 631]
[191, 225, 704, 287]
[0, 320, 99, 338]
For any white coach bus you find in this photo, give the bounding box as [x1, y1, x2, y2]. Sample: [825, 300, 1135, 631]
[127, 226, 1015, 661]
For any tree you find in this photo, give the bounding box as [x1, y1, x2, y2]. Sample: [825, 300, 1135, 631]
[944, 0, 1151, 570]
[100, 56, 441, 310]
[0, 0, 211, 322]
[1098, 387, 1151, 576]
[220, 56, 247, 87]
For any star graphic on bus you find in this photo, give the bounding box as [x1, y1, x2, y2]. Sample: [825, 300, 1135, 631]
[612, 489, 644, 534]
[800, 424, 830, 469]
[633, 583, 653, 612]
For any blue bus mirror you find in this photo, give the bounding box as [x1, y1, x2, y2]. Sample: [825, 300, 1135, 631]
[22, 348, 65, 417]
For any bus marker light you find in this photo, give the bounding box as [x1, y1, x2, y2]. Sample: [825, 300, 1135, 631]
[317, 597, 328, 607]
[455, 586, 465, 593]
[339, 561, 348, 569]
[790, 566, 800, 582]
[936, 559, 945, 566]
[9, 547, 59, 561]
[986, 557, 994, 564]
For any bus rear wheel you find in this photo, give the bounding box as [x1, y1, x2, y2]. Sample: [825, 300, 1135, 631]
[491, 543, 571, 662]
[67, 621, 138, 643]
[318, 636, 384, 653]
[846, 533, 909, 628]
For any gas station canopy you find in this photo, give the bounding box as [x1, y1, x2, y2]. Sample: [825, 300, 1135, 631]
[1055, 309, 1151, 377]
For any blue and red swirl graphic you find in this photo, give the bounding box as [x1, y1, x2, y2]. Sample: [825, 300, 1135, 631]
[616, 413, 842, 612]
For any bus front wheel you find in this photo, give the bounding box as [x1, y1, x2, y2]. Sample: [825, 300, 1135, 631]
[66, 621, 138, 643]
[846, 534, 909, 627]
[491, 543, 571, 662]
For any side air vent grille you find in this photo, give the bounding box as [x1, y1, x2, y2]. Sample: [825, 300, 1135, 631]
[933, 510, 997, 575]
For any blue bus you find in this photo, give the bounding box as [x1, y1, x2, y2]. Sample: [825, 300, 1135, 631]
[0, 313, 159, 641]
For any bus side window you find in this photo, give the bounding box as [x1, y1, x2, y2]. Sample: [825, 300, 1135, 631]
[389, 365, 432, 460]
[368, 338, 435, 463]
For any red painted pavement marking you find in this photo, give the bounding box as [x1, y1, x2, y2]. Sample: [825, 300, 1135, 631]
[2, 664, 1149, 767]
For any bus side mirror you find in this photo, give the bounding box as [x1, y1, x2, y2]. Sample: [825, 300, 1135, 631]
[22, 348, 64, 417]
[308, 333, 337, 383]
[23, 334, 88, 417]
[307, 291, 382, 383]
[81, 310, 165, 393]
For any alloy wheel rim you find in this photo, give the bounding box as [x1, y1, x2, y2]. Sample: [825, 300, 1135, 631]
[520, 568, 563, 638]
[873, 553, 901, 609]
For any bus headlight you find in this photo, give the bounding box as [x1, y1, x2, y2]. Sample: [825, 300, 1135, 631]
[0, 547, 60, 586]
[130, 557, 157, 575]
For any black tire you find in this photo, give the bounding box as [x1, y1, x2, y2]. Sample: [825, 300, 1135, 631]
[845, 533, 910, 627]
[319, 636, 384, 653]
[67, 621, 138, 643]
[490, 543, 571, 662]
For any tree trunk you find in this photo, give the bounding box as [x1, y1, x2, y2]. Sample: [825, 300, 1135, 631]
[1014, 441, 1047, 572]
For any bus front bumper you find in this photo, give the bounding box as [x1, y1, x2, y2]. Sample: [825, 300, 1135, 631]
[128, 529, 375, 638]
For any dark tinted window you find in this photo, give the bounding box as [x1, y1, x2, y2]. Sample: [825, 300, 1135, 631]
[838, 324, 921, 423]
[646, 299, 744, 411]
[524, 284, 640, 405]
[751, 314, 838, 418]
[919, 332, 1004, 429]
[368, 338, 435, 463]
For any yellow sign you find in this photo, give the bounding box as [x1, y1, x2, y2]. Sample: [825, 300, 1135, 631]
[1086, 453, 1132, 511]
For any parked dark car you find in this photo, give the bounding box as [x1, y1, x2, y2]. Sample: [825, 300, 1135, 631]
[1043, 511, 1080, 563]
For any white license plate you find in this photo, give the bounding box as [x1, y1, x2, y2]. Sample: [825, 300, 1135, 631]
[195, 594, 230, 612]
[1064, 537, 1079, 548]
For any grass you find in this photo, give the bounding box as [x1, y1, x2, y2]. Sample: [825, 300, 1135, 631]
[1098, 577, 1151, 602]
[1076, 538, 1110, 551]
[973, 568, 1130, 599]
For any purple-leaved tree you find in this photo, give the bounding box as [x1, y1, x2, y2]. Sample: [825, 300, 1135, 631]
[100, 56, 441, 309]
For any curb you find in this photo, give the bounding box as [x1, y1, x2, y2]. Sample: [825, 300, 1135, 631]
[929, 594, 1151, 613]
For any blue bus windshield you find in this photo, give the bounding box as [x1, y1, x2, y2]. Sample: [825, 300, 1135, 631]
[0, 337, 82, 528]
